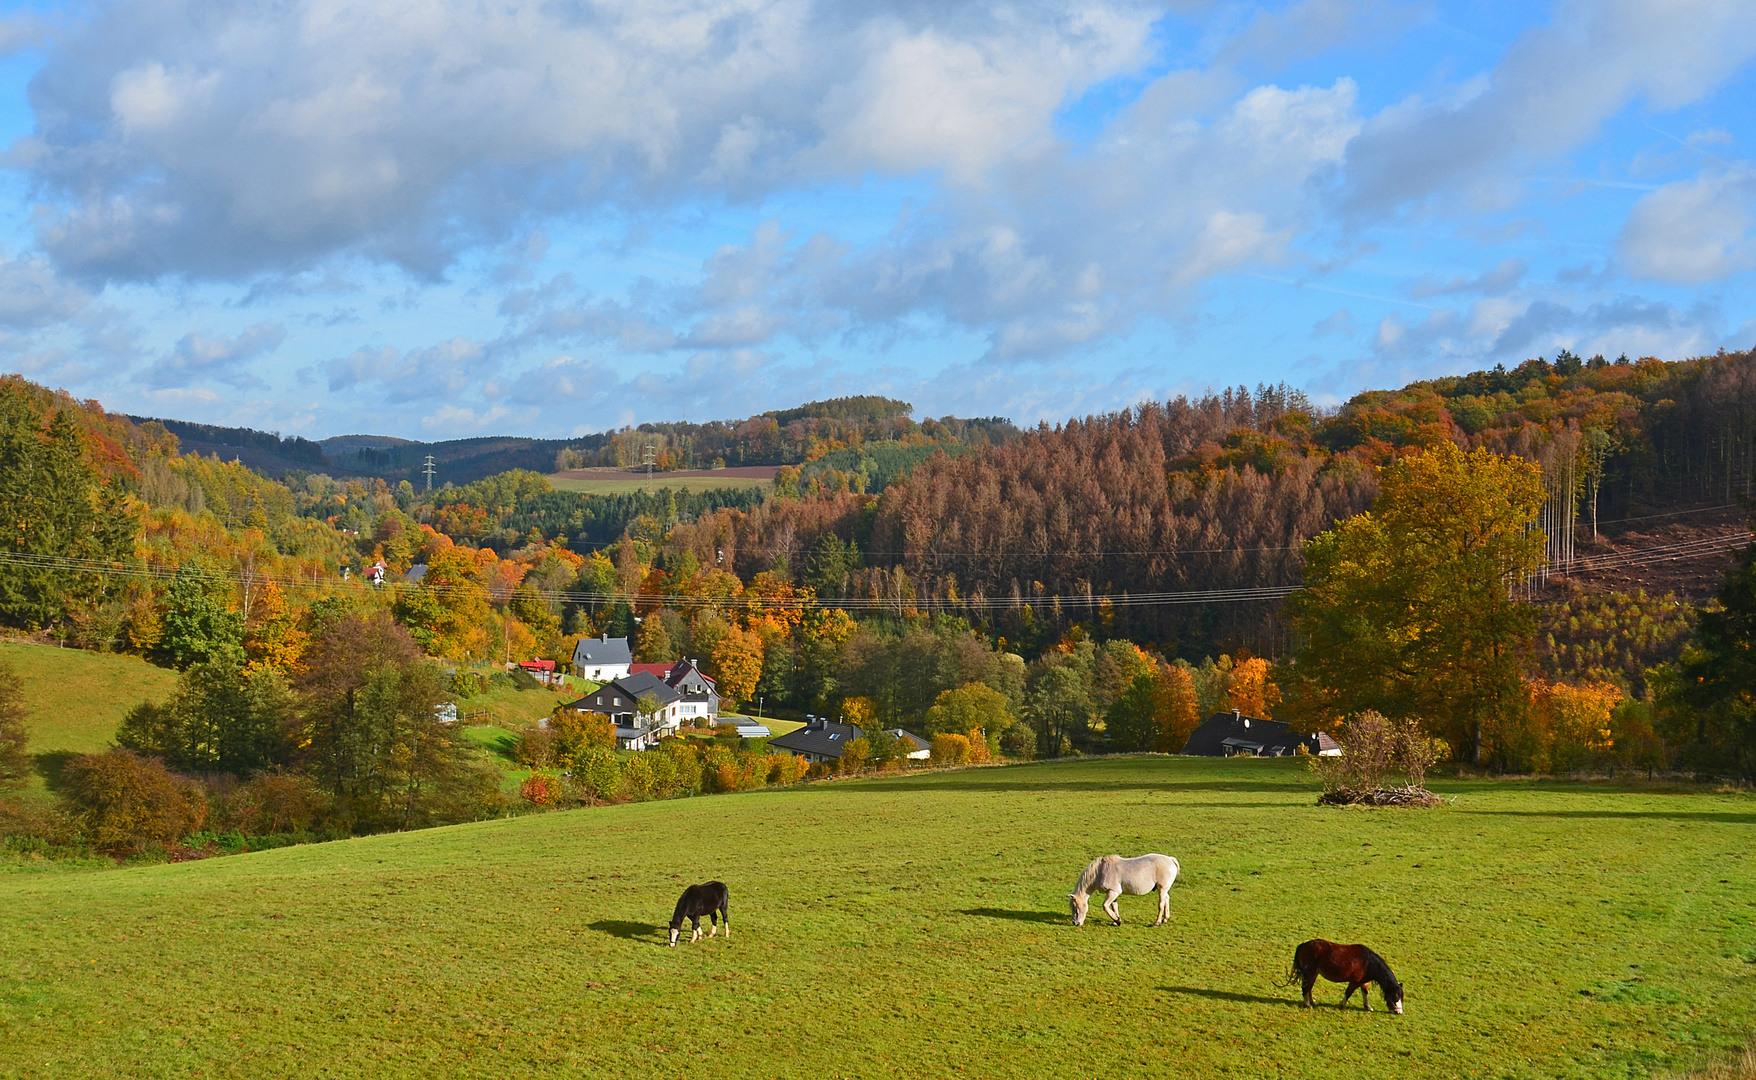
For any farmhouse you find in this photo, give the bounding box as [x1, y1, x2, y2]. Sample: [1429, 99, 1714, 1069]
[768, 718, 931, 763]
[564, 671, 683, 750]
[629, 658, 720, 725]
[1180, 710, 1341, 757]
[571, 633, 633, 682]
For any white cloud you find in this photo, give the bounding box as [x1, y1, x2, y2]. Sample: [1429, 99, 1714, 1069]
[1619, 165, 1756, 283]
[143, 322, 285, 389]
[0, 253, 93, 328]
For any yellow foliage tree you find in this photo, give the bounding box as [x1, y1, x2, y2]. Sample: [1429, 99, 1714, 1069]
[709, 623, 764, 707]
[1155, 665, 1203, 753]
[243, 579, 308, 676]
[1224, 657, 1282, 719]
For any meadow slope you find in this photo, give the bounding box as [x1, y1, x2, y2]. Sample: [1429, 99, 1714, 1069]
[1, 757, 1752, 1080]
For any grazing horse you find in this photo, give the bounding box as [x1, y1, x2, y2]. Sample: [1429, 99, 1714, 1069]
[669, 881, 730, 947]
[1068, 853, 1179, 927]
[1290, 939, 1404, 1013]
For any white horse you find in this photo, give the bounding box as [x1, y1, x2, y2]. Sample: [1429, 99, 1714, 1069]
[1069, 853, 1180, 927]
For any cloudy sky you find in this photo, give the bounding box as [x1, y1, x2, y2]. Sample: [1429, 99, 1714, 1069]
[0, 0, 1752, 440]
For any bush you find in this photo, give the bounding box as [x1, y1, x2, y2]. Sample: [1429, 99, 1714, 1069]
[965, 727, 991, 764]
[514, 725, 557, 769]
[573, 746, 622, 804]
[0, 660, 29, 790]
[206, 771, 330, 835]
[930, 733, 972, 766]
[551, 710, 615, 768]
[1310, 711, 1444, 805]
[60, 750, 207, 854]
[0, 795, 77, 846]
[451, 670, 488, 698]
[521, 773, 561, 806]
[837, 737, 871, 774]
[998, 721, 1037, 760]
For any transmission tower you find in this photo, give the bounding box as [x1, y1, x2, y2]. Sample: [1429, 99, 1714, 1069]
[422, 454, 436, 492]
[642, 443, 656, 492]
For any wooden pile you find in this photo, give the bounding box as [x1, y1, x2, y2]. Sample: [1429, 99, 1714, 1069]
[1316, 785, 1445, 808]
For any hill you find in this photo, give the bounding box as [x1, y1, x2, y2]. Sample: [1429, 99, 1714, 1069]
[0, 642, 179, 756]
[2, 756, 1752, 1078]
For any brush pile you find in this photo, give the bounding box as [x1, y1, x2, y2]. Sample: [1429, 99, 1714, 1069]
[1316, 785, 1444, 808]
[1311, 711, 1446, 809]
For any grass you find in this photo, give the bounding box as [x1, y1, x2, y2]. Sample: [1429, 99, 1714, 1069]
[547, 474, 771, 495]
[1, 756, 1752, 1079]
[455, 680, 578, 729]
[0, 641, 179, 755]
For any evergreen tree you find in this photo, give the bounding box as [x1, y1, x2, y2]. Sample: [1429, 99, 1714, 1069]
[1664, 527, 1756, 777]
[160, 565, 245, 669]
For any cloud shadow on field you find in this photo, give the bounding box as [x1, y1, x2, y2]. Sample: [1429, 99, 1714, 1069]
[959, 907, 1067, 924]
[1458, 809, 1756, 825]
[588, 920, 666, 942]
[1158, 986, 1303, 1008]
[849, 778, 1306, 796]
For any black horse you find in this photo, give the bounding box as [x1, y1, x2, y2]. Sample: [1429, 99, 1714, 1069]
[670, 881, 730, 946]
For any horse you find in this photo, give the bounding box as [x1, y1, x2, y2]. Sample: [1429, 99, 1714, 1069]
[1068, 853, 1179, 926]
[669, 881, 730, 947]
[1289, 939, 1404, 1013]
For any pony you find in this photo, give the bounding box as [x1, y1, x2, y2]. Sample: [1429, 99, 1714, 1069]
[1288, 939, 1404, 1013]
[669, 881, 730, 947]
[1068, 853, 1179, 926]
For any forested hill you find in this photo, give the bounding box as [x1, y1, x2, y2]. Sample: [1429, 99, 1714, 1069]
[128, 396, 1016, 486]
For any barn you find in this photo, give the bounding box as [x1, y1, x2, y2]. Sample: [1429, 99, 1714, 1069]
[1180, 711, 1341, 757]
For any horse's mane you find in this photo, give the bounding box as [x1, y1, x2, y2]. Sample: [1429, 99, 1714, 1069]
[1074, 857, 1107, 893]
[1361, 948, 1402, 1000]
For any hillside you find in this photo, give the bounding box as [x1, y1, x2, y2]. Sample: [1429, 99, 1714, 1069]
[0, 642, 179, 755]
[2, 757, 1752, 1078]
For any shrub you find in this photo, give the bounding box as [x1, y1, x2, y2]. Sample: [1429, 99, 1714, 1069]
[514, 725, 557, 769]
[837, 737, 871, 774]
[658, 739, 705, 795]
[521, 773, 561, 806]
[1311, 711, 1444, 804]
[998, 721, 1037, 760]
[0, 660, 30, 790]
[0, 796, 77, 846]
[572, 746, 622, 804]
[767, 752, 808, 786]
[551, 710, 615, 768]
[966, 727, 991, 764]
[451, 670, 488, 698]
[930, 733, 972, 766]
[207, 771, 330, 835]
[623, 753, 680, 800]
[60, 750, 207, 854]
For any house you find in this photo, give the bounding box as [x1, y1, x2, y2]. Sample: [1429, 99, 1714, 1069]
[628, 658, 720, 725]
[517, 658, 559, 686]
[731, 720, 771, 738]
[571, 634, 633, 682]
[564, 671, 684, 750]
[1180, 711, 1342, 757]
[767, 718, 931, 764]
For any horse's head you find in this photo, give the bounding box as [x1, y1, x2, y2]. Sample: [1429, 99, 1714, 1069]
[1068, 893, 1088, 926]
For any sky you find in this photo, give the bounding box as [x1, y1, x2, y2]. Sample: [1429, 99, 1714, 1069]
[0, 0, 1752, 441]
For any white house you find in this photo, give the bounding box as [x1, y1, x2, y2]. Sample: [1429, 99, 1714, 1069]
[571, 634, 633, 682]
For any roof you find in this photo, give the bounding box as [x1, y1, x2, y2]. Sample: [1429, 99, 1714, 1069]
[629, 662, 673, 678]
[885, 729, 932, 753]
[519, 659, 556, 671]
[565, 672, 680, 714]
[769, 719, 866, 758]
[1180, 712, 1321, 757]
[572, 634, 632, 668]
[404, 564, 428, 584]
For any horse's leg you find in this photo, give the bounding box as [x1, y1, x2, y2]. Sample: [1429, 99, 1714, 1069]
[1359, 982, 1372, 1011]
[721, 903, 730, 939]
[709, 911, 718, 938]
[1154, 884, 1170, 927]
[1105, 890, 1122, 925]
[1301, 973, 1316, 1008]
[1341, 982, 1354, 1008]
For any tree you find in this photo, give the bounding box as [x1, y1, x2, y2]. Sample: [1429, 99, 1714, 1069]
[923, 682, 1014, 738]
[1026, 665, 1092, 757]
[161, 565, 245, 669]
[0, 396, 137, 632]
[1105, 672, 1159, 752]
[1286, 441, 1545, 763]
[117, 646, 294, 774]
[1154, 664, 1203, 753]
[244, 579, 308, 675]
[295, 612, 500, 830]
[0, 659, 29, 790]
[1224, 657, 1281, 718]
[709, 624, 764, 707]
[1661, 525, 1756, 777]
[60, 750, 207, 854]
[394, 545, 494, 660]
[634, 611, 674, 663]
[508, 583, 561, 648]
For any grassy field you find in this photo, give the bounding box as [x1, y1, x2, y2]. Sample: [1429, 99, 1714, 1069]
[1, 756, 1752, 1079]
[0, 641, 179, 755]
[547, 473, 772, 495]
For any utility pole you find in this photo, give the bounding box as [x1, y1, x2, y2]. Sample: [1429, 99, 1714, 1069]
[642, 443, 656, 492]
[422, 454, 436, 492]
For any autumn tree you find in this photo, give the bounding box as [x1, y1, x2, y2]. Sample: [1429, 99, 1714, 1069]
[922, 683, 1014, 738]
[634, 611, 674, 663]
[244, 579, 308, 675]
[1224, 657, 1281, 718]
[1026, 665, 1092, 757]
[1155, 664, 1203, 752]
[395, 545, 496, 660]
[116, 646, 295, 774]
[709, 624, 764, 707]
[1286, 441, 1546, 764]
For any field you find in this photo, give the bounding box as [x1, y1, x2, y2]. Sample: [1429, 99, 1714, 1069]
[0, 642, 179, 756]
[547, 467, 774, 496]
[2, 757, 1753, 1079]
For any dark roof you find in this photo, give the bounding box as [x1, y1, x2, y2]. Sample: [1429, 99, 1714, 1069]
[566, 672, 680, 715]
[886, 729, 931, 753]
[769, 719, 866, 758]
[1180, 712, 1321, 757]
[572, 634, 632, 668]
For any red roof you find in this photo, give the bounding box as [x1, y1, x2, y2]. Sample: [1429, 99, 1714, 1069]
[629, 663, 673, 678]
[519, 659, 556, 672]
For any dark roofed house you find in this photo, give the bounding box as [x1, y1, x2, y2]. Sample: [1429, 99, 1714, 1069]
[571, 634, 633, 682]
[1180, 711, 1341, 757]
[629, 658, 720, 725]
[768, 718, 930, 764]
[564, 671, 682, 750]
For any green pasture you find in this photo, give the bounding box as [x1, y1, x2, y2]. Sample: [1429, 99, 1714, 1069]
[1, 757, 1753, 1079]
[547, 473, 771, 495]
[0, 641, 178, 756]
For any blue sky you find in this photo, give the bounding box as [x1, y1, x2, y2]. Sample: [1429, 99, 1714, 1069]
[0, 0, 1752, 440]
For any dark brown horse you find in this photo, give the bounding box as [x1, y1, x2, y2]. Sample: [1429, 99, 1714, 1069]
[1289, 939, 1403, 1013]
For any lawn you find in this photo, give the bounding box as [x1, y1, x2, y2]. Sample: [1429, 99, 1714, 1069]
[1, 757, 1752, 1079]
[0, 641, 179, 755]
